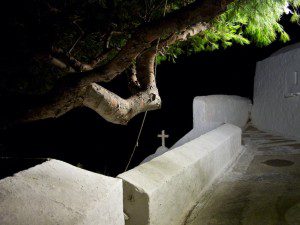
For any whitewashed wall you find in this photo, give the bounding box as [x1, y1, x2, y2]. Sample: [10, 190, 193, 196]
[251, 45, 300, 139]
[0, 160, 124, 225]
[172, 95, 252, 148]
[119, 124, 243, 225]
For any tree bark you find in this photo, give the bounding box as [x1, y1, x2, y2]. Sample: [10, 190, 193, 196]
[22, 0, 233, 124]
[81, 0, 233, 85]
[83, 49, 160, 125]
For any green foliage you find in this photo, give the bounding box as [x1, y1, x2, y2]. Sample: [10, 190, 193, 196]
[291, 11, 300, 22]
[161, 0, 300, 63]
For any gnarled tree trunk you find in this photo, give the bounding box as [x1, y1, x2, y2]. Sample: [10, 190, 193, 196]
[21, 0, 233, 125]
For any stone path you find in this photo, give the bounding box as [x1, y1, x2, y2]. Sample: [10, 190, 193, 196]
[185, 124, 300, 225]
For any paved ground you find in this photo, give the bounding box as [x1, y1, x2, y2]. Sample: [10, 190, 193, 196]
[185, 124, 300, 225]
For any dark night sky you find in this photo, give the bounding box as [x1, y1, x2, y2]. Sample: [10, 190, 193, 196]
[1, 15, 300, 178]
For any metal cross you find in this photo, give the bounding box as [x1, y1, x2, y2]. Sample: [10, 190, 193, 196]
[157, 130, 169, 147]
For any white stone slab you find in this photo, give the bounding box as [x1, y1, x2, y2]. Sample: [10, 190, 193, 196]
[140, 146, 169, 164]
[193, 95, 252, 129]
[118, 124, 242, 225]
[172, 95, 251, 148]
[0, 159, 124, 225]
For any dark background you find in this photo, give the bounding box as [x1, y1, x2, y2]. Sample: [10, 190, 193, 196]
[1, 15, 299, 178]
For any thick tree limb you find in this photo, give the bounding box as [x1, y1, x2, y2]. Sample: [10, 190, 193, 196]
[22, 0, 233, 124]
[78, 0, 234, 86]
[174, 22, 211, 42]
[127, 64, 142, 95]
[51, 46, 118, 73]
[51, 21, 208, 74]
[88, 48, 116, 69]
[21, 86, 86, 122]
[83, 49, 160, 125]
[157, 22, 211, 52]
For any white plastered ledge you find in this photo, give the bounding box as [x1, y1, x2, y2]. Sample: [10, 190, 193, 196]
[118, 124, 243, 225]
[0, 159, 124, 225]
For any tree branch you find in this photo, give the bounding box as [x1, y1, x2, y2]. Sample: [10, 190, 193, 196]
[77, 0, 234, 86]
[83, 49, 160, 125]
[127, 64, 142, 95]
[21, 0, 233, 124]
[51, 47, 93, 72]
[49, 56, 76, 73]
[158, 22, 211, 50]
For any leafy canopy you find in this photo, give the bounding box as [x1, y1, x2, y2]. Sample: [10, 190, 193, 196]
[159, 0, 300, 62]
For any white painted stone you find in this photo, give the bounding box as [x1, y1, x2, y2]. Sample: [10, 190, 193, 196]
[171, 122, 220, 149]
[252, 43, 300, 139]
[118, 124, 242, 225]
[193, 95, 252, 128]
[0, 159, 124, 225]
[173, 95, 251, 148]
[140, 146, 169, 164]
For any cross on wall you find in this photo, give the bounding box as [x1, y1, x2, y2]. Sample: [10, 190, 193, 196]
[157, 130, 169, 147]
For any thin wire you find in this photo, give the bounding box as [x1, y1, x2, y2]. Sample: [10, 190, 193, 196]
[124, 0, 168, 172]
[124, 111, 148, 171]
